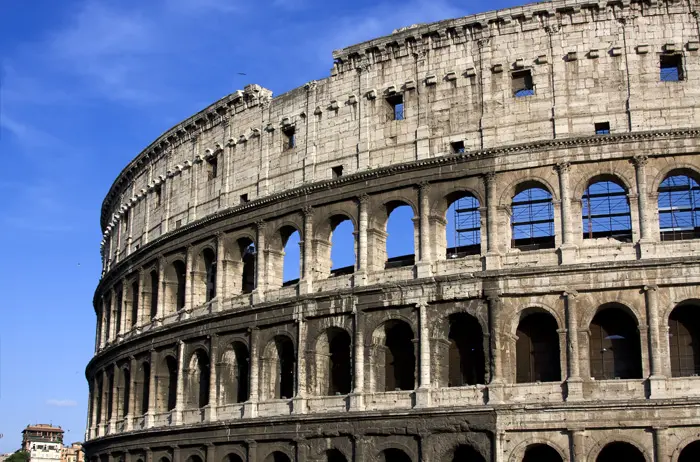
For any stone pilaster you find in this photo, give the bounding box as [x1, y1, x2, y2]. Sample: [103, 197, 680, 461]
[173, 340, 185, 424]
[157, 257, 166, 323]
[556, 162, 577, 263]
[487, 292, 505, 403]
[245, 327, 259, 418]
[645, 285, 667, 397]
[415, 302, 432, 407]
[207, 335, 218, 421]
[355, 194, 369, 286]
[570, 428, 586, 462]
[301, 206, 314, 293]
[416, 182, 433, 277]
[564, 290, 583, 401]
[253, 221, 267, 302]
[350, 307, 365, 410]
[145, 350, 157, 428]
[185, 245, 194, 311]
[293, 313, 308, 413]
[654, 426, 669, 462]
[634, 155, 655, 256]
[246, 440, 257, 462]
[125, 357, 137, 431]
[484, 173, 501, 269]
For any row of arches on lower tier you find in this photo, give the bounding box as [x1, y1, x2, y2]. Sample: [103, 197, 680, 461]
[91, 439, 700, 462]
[97, 169, 700, 347]
[90, 299, 700, 425]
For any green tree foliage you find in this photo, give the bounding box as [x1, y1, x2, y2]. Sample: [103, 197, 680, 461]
[5, 451, 30, 462]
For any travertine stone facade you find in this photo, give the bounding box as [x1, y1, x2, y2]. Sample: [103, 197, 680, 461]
[86, 0, 700, 461]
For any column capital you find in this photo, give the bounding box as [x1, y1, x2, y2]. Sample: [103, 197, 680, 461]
[632, 154, 649, 168]
[357, 193, 370, 205]
[256, 220, 267, 231]
[562, 289, 579, 298]
[302, 205, 313, 218]
[643, 284, 659, 292]
[483, 171, 497, 185]
[417, 181, 431, 192]
[555, 161, 571, 173]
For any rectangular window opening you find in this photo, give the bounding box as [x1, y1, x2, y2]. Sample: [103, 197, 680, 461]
[154, 184, 162, 207]
[660, 54, 684, 82]
[512, 69, 534, 97]
[451, 140, 465, 153]
[206, 157, 218, 180]
[283, 126, 296, 150]
[175, 219, 182, 229]
[332, 165, 343, 179]
[595, 122, 611, 135]
[240, 193, 249, 204]
[386, 93, 404, 121]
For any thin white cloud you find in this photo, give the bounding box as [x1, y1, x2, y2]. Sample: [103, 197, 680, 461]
[46, 399, 78, 407]
[0, 114, 63, 150]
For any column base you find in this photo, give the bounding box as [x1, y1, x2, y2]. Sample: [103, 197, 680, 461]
[353, 271, 368, 287]
[648, 375, 667, 399]
[298, 279, 313, 295]
[637, 239, 656, 259]
[415, 261, 433, 278]
[252, 289, 265, 304]
[124, 414, 133, 431]
[414, 387, 432, 408]
[209, 299, 220, 314]
[171, 409, 183, 425]
[204, 404, 217, 421]
[292, 397, 307, 414]
[144, 412, 155, 428]
[487, 381, 505, 404]
[558, 244, 578, 265]
[348, 392, 365, 411]
[107, 420, 117, 434]
[243, 401, 258, 418]
[484, 252, 501, 271]
[565, 377, 584, 401]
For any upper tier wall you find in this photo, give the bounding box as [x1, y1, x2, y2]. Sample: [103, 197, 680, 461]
[99, 0, 700, 273]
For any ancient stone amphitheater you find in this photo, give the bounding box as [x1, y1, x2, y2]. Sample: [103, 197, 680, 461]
[84, 0, 700, 460]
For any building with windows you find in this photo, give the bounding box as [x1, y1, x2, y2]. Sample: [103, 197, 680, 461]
[22, 425, 63, 462]
[60, 443, 83, 462]
[85, 0, 700, 461]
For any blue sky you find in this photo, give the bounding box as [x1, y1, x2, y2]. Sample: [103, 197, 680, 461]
[0, 0, 523, 452]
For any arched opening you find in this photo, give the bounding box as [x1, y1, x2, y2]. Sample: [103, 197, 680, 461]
[106, 369, 115, 421]
[329, 216, 356, 276]
[658, 173, 700, 241]
[130, 279, 139, 327]
[95, 375, 103, 424]
[669, 303, 700, 377]
[582, 178, 632, 241]
[380, 448, 412, 462]
[451, 444, 485, 462]
[240, 240, 256, 294]
[516, 312, 561, 383]
[316, 328, 352, 395]
[445, 193, 481, 258]
[589, 306, 642, 379]
[385, 202, 416, 268]
[325, 449, 348, 462]
[158, 458, 170, 462]
[679, 440, 700, 462]
[219, 342, 250, 404]
[156, 355, 177, 413]
[185, 456, 203, 462]
[264, 451, 291, 462]
[164, 260, 186, 314]
[277, 226, 301, 286]
[186, 349, 210, 409]
[195, 247, 217, 304]
[115, 284, 123, 337]
[596, 442, 645, 462]
[522, 444, 563, 462]
[378, 320, 415, 391]
[511, 184, 555, 250]
[120, 367, 131, 418]
[104, 294, 112, 342]
[138, 362, 150, 415]
[262, 336, 296, 399]
[149, 269, 159, 320]
[447, 313, 486, 386]
[223, 455, 244, 462]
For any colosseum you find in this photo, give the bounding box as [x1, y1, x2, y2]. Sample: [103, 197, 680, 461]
[84, 0, 700, 460]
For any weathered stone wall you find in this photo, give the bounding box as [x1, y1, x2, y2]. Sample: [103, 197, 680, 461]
[86, 0, 700, 461]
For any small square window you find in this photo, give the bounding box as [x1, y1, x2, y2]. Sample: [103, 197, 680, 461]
[332, 165, 343, 178]
[595, 122, 610, 135]
[282, 126, 296, 150]
[450, 140, 465, 153]
[660, 54, 684, 81]
[175, 219, 182, 229]
[512, 69, 534, 97]
[206, 156, 218, 180]
[240, 193, 249, 203]
[154, 184, 162, 207]
[386, 94, 404, 121]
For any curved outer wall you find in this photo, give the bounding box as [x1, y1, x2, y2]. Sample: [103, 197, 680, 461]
[87, 0, 700, 461]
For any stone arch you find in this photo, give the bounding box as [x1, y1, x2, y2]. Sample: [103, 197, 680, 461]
[186, 348, 210, 409]
[657, 168, 700, 241]
[315, 212, 357, 278]
[134, 360, 150, 415]
[443, 444, 486, 462]
[268, 223, 302, 287]
[371, 319, 416, 392]
[572, 171, 636, 204]
[440, 190, 483, 259]
[263, 451, 292, 462]
[672, 434, 700, 462]
[117, 364, 131, 419]
[588, 303, 643, 380]
[508, 439, 568, 462]
[367, 197, 418, 271]
[378, 448, 413, 462]
[147, 267, 159, 321]
[508, 180, 556, 251]
[184, 451, 205, 462]
[193, 244, 217, 306]
[219, 341, 250, 404]
[224, 235, 257, 295]
[498, 175, 559, 207]
[579, 174, 633, 242]
[163, 257, 186, 314]
[514, 308, 562, 383]
[384, 200, 417, 268]
[261, 334, 296, 400]
[324, 448, 348, 462]
[667, 300, 700, 377]
[580, 297, 644, 333]
[221, 452, 245, 462]
[155, 354, 177, 413]
[651, 164, 700, 194]
[314, 327, 352, 395]
[590, 439, 649, 462]
[509, 303, 564, 337]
